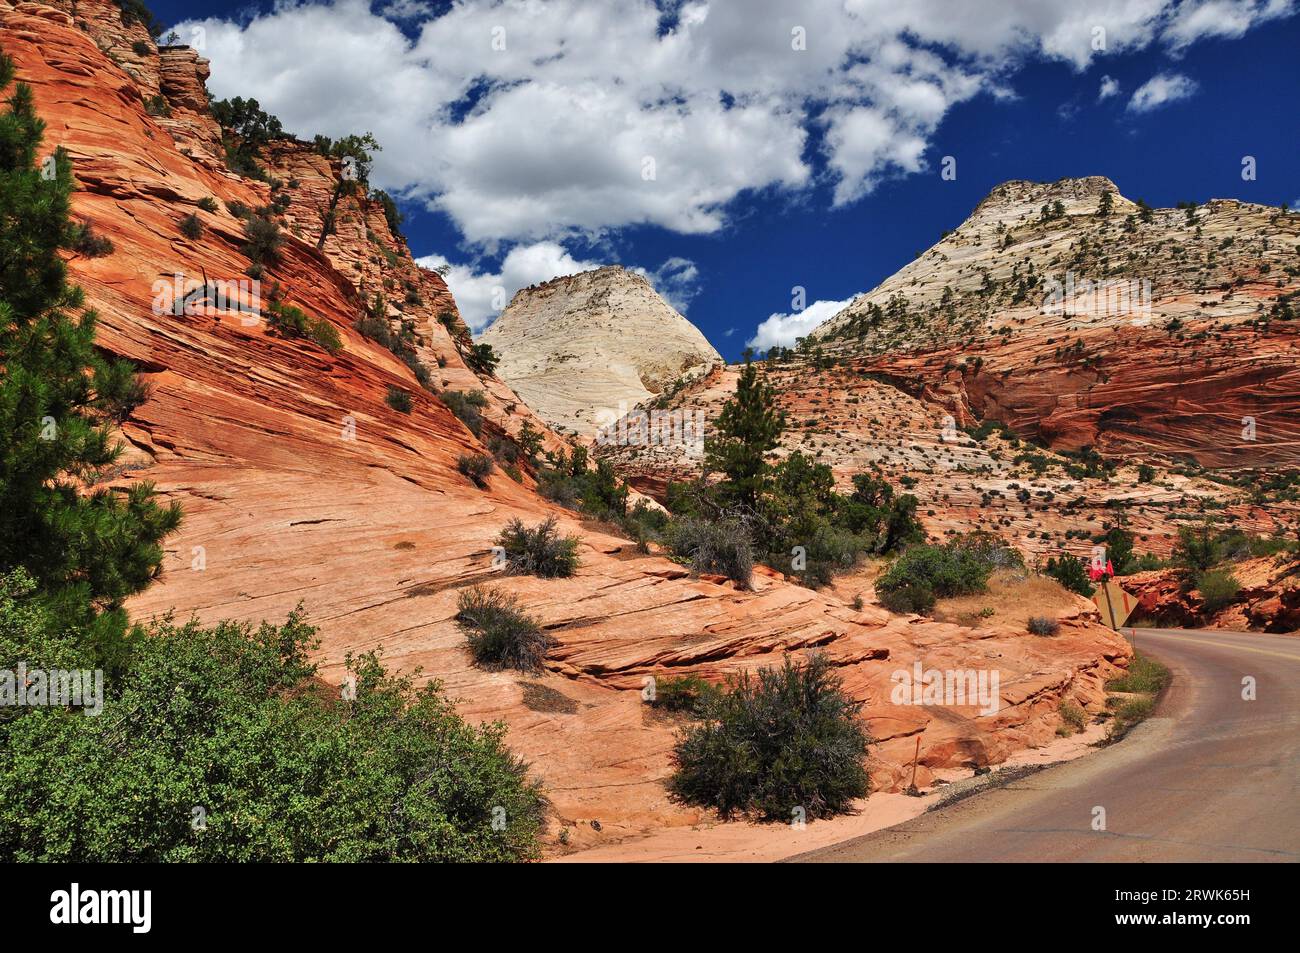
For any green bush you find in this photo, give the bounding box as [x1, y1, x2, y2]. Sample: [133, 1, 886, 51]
[1172, 520, 1220, 573]
[65, 220, 114, 257]
[465, 342, 499, 375]
[0, 593, 546, 861]
[457, 453, 494, 488]
[241, 215, 282, 267]
[650, 674, 719, 714]
[1195, 569, 1240, 613]
[455, 586, 553, 673]
[1057, 700, 1086, 733]
[179, 212, 203, 240]
[384, 386, 412, 413]
[441, 389, 487, 436]
[496, 516, 580, 578]
[877, 580, 935, 614]
[264, 301, 341, 354]
[665, 517, 753, 587]
[1044, 554, 1094, 596]
[877, 537, 1008, 610]
[114, 0, 164, 39]
[197, 196, 218, 213]
[1105, 652, 1170, 694]
[1105, 695, 1156, 743]
[536, 450, 629, 519]
[669, 654, 869, 821]
[143, 94, 170, 117]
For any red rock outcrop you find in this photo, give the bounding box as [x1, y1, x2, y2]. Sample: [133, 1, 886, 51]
[1124, 555, 1300, 633]
[815, 177, 1300, 469]
[2, 0, 1135, 852]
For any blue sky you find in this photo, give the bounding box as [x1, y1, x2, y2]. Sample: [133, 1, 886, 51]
[152, 1, 1300, 360]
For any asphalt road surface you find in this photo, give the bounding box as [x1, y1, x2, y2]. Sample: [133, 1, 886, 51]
[792, 628, 1300, 862]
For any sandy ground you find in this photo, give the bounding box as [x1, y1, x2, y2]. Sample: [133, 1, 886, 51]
[552, 720, 1107, 863]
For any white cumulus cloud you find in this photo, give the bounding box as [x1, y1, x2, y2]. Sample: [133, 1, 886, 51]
[747, 298, 854, 352]
[178, 0, 1289, 246]
[1098, 75, 1120, 100]
[1127, 72, 1199, 112]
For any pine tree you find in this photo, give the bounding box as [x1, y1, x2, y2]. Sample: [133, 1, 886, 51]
[705, 352, 785, 511]
[0, 47, 181, 667]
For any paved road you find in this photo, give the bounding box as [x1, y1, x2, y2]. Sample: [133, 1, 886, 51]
[792, 628, 1300, 862]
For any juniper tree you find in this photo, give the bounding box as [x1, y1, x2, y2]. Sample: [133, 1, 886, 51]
[0, 48, 181, 667]
[705, 351, 785, 511]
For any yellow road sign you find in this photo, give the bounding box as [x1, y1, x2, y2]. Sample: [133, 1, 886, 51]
[1093, 580, 1139, 629]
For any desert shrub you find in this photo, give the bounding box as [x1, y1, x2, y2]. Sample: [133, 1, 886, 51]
[455, 586, 553, 673]
[197, 196, 219, 212]
[457, 453, 494, 488]
[1057, 700, 1086, 734]
[143, 94, 170, 117]
[1105, 695, 1156, 743]
[664, 517, 752, 587]
[241, 215, 282, 267]
[496, 516, 579, 578]
[114, 0, 164, 38]
[487, 435, 520, 466]
[620, 499, 669, 549]
[650, 674, 719, 715]
[1028, 615, 1060, 636]
[354, 309, 394, 348]
[441, 389, 486, 436]
[465, 342, 499, 374]
[265, 301, 341, 354]
[669, 654, 869, 821]
[0, 600, 545, 861]
[1044, 553, 1094, 596]
[877, 580, 935, 614]
[402, 352, 432, 388]
[384, 386, 412, 413]
[1105, 652, 1170, 695]
[131, 39, 152, 57]
[179, 213, 203, 240]
[1195, 568, 1240, 614]
[1128, 552, 1166, 572]
[66, 221, 114, 257]
[225, 200, 251, 219]
[536, 450, 629, 519]
[1172, 520, 1221, 573]
[876, 538, 1004, 611]
[514, 421, 544, 464]
[774, 522, 868, 589]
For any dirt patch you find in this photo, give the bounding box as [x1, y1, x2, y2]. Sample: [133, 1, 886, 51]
[519, 681, 580, 714]
[932, 570, 1079, 631]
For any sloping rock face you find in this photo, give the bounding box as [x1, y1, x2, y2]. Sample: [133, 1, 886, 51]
[4, 1, 1133, 853]
[480, 265, 722, 437]
[814, 176, 1300, 469]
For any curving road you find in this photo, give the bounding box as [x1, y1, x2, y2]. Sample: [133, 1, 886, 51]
[792, 628, 1300, 863]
